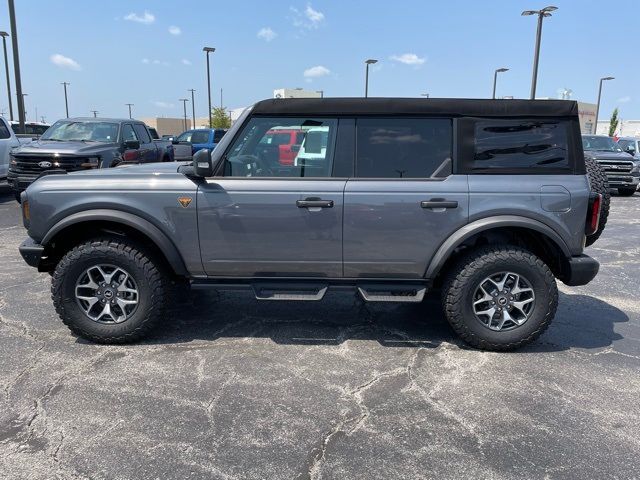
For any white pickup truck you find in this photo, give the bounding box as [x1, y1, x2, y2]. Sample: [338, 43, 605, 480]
[0, 117, 21, 182]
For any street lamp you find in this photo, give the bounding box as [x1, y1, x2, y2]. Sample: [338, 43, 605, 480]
[364, 59, 377, 98]
[125, 103, 133, 119]
[188, 89, 196, 128]
[8, 0, 25, 133]
[316, 90, 324, 98]
[522, 6, 557, 99]
[179, 98, 189, 131]
[594, 76, 614, 135]
[61, 82, 70, 117]
[492, 68, 509, 99]
[0, 32, 13, 121]
[203, 47, 215, 127]
[20, 92, 27, 120]
[90, 110, 98, 118]
[421, 93, 430, 98]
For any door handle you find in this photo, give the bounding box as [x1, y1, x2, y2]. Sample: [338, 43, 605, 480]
[420, 200, 458, 209]
[296, 197, 334, 208]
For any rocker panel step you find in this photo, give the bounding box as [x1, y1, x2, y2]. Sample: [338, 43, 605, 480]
[357, 284, 427, 303]
[252, 282, 328, 301]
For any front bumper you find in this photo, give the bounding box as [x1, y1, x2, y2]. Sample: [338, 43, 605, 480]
[7, 171, 39, 193]
[19, 237, 45, 268]
[562, 254, 599, 287]
[605, 173, 639, 189]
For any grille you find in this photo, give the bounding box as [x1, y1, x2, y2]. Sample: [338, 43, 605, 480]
[597, 161, 633, 174]
[10, 155, 90, 175]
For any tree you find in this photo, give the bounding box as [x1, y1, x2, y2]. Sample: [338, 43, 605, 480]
[211, 107, 231, 129]
[608, 108, 619, 137]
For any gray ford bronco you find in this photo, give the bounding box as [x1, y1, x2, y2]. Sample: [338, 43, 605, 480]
[18, 98, 604, 350]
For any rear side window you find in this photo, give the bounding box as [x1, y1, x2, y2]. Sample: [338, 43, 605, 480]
[355, 118, 452, 178]
[470, 120, 570, 172]
[133, 124, 151, 143]
[0, 122, 10, 139]
[190, 131, 210, 144]
[213, 130, 226, 143]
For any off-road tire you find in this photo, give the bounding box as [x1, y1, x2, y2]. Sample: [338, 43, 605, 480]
[585, 157, 610, 246]
[442, 246, 558, 351]
[51, 237, 169, 343]
[618, 187, 636, 197]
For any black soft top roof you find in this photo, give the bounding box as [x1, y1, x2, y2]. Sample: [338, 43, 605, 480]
[252, 97, 578, 118]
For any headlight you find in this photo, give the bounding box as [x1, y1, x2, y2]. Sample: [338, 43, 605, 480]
[80, 157, 100, 168]
[631, 162, 640, 174]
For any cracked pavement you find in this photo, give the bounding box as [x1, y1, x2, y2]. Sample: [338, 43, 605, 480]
[0, 184, 639, 479]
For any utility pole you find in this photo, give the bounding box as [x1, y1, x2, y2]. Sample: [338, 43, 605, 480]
[594, 77, 614, 135]
[125, 103, 133, 119]
[0, 32, 13, 120]
[179, 98, 189, 131]
[188, 89, 196, 128]
[7, 0, 25, 133]
[61, 82, 70, 117]
[203, 47, 215, 127]
[522, 6, 557, 99]
[364, 59, 378, 98]
[90, 110, 98, 118]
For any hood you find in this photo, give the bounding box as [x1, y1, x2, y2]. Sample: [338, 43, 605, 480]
[584, 150, 634, 162]
[12, 140, 117, 156]
[67, 161, 191, 177]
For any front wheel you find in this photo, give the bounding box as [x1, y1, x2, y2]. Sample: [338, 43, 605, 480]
[618, 187, 636, 197]
[51, 237, 170, 343]
[442, 246, 558, 351]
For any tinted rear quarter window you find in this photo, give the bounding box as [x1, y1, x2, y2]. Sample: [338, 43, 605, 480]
[470, 119, 570, 172]
[191, 131, 210, 144]
[0, 122, 10, 139]
[355, 118, 452, 178]
[133, 124, 151, 143]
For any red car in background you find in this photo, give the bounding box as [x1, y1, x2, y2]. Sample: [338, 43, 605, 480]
[261, 128, 305, 165]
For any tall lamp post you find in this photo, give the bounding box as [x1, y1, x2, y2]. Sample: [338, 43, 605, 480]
[179, 98, 189, 131]
[203, 47, 215, 127]
[188, 89, 196, 127]
[0, 31, 13, 120]
[594, 76, 614, 135]
[20, 92, 26, 119]
[492, 68, 509, 99]
[364, 59, 377, 98]
[522, 6, 557, 99]
[7, 0, 25, 133]
[125, 103, 133, 119]
[61, 82, 70, 117]
[90, 110, 98, 118]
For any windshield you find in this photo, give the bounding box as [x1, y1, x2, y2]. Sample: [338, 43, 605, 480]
[582, 136, 623, 152]
[617, 139, 635, 152]
[40, 121, 119, 142]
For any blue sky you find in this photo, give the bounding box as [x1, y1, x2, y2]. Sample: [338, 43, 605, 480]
[0, 0, 637, 123]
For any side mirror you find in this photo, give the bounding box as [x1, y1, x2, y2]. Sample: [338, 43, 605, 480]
[193, 148, 212, 177]
[123, 140, 140, 150]
[626, 145, 636, 154]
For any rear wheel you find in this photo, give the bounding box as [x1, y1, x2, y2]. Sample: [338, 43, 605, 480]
[618, 187, 636, 197]
[442, 246, 558, 351]
[52, 237, 170, 343]
[585, 158, 610, 246]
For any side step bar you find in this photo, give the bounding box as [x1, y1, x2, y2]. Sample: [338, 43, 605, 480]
[253, 283, 328, 301]
[357, 284, 426, 303]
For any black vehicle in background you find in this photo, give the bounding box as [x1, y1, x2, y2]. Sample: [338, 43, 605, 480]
[7, 118, 175, 202]
[582, 135, 640, 196]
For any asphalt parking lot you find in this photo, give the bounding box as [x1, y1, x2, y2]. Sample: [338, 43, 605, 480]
[0, 184, 638, 480]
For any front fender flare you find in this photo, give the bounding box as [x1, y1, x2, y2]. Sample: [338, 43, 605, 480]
[42, 209, 187, 276]
[424, 215, 571, 280]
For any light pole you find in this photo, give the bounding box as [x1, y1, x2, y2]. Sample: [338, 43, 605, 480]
[20, 92, 26, 119]
[522, 6, 557, 99]
[492, 68, 509, 99]
[188, 89, 196, 128]
[203, 47, 215, 127]
[90, 110, 98, 118]
[8, 0, 25, 133]
[594, 76, 614, 135]
[421, 93, 430, 98]
[316, 90, 324, 98]
[179, 98, 189, 131]
[61, 82, 70, 117]
[364, 59, 377, 98]
[125, 103, 133, 119]
[0, 32, 13, 120]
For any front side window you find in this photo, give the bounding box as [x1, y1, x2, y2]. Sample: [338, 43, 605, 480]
[133, 124, 151, 144]
[213, 130, 226, 143]
[190, 131, 211, 144]
[472, 120, 570, 172]
[355, 118, 452, 178]
[40, 121, 119, 142]
[121, 124, 138, 142]
[224, 117, 337, 178]
[615, 139, 635, 153]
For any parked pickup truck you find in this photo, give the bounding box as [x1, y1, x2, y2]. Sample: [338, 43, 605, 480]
[582, 134, 640, 196]
[172, 128, 226, 161]
[18, 98, 605, 351]
[0, 116, 21, 182]
[7, 118, 174, 201]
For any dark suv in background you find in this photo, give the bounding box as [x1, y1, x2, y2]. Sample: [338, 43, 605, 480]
[582, 134, 639, 196]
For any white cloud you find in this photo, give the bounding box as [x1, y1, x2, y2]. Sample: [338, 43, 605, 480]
[291, 3, 325, 29]
[124, 10, 155, 24]
[389, 53, 426, 66]
[168, 25, 181, 35]
[153, 101, 175, 108]
[142, 58, 150, 64]
[149, 59, 170, 66]
[50, 53, 81, 71]
[257, 27, 277, 42]
[181, 59, 192, 66]
[304, 65, 330, 78]
[617, 96, 631, 103]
